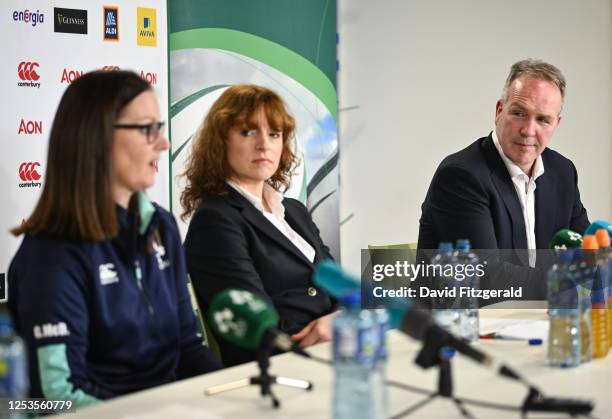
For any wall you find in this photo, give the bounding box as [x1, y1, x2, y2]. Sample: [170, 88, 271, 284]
[338, 0, 612, 274]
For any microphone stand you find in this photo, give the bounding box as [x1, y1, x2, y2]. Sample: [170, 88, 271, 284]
[393, 328, 476, 419]
[391, 323, 594, 418]
[205, 343, 313, 408]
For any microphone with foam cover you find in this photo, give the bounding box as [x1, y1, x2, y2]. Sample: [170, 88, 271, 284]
[548, 229, 583, 250]
[313, 260, 410, 329]
[584, 220, 612, 236]
[207, 289, 309, 357]
[313, 261, 492, 365]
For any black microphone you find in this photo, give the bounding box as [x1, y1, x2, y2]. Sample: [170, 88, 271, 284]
[522, 387, 594, 416]
[207, 288, 310, 358]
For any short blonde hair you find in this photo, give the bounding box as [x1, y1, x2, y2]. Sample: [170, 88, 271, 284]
[502, 59, 566, 105]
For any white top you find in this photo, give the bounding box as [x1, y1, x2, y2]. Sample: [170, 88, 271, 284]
[492, 131, 544, 267]
[227, 181, 316, 263]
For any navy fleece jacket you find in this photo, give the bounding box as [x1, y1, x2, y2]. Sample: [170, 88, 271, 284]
[7, 194, 221, 406]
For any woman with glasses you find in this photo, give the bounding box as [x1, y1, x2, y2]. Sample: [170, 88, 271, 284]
[181, 85, 336, 367]
[7, 70, 221, 407]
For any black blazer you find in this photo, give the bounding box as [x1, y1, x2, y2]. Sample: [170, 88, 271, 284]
[184, 185, 334, 366]
[417, 134, 589, 299]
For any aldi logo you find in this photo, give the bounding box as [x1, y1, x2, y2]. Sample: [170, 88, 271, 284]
[54, 7, 87, 34]
[136, 8, 156, 46]
[103, 6, 119, 41]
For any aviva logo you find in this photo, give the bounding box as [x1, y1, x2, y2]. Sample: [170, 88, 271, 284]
[137, 7, 156, 47]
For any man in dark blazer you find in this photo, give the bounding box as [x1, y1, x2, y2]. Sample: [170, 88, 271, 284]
[185, 185, 335, 366]
[418, 59, 589, 300]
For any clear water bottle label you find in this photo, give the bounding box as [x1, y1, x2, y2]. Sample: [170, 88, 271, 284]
[375, 321, 388, 360]
[335, 327, 358, 359]
[0, 342, 28, 397]
[358, 327, 376, 364]
[334, 325, 376, 365]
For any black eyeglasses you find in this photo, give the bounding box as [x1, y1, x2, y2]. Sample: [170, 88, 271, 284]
[114, 121, 166, 144]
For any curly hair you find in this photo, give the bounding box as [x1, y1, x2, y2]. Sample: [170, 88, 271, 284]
[180, 84, 298, 219]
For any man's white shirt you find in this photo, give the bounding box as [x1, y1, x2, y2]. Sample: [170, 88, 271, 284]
[492, 130, 544, 268]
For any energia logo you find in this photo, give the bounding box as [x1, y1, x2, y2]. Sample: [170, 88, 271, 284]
[17, 61, 40, 88]
[18, 162, 42, 188]
[13, 9, 44, 27]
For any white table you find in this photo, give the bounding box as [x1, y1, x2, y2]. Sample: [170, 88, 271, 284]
[54, 310, 610, 418]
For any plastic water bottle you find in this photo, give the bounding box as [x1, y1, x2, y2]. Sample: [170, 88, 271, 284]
[332, 292, 386, 419]
[547, 249, 581, 367]
[582, 235, 608, 358]
[372, 308, 389, 367]
[0, 312, 29, 418]
[431, 242, 461, 335]
[372, 308, 389, 418]
[455, 240, 480, 342]
[573, 249, 593, 363]
[592, 229, 612, 349]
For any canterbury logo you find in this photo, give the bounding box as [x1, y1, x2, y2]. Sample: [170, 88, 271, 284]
[19, 162, 41, 181]
[18, 62, 40, 81]
[99, 263, 119, 285]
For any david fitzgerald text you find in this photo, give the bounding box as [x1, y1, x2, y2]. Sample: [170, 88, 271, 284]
[372, 286, 523, 300]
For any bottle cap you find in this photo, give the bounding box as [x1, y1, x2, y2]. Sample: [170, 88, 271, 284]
[595, 229, 611, 248]
[455, 239, 471, 250]
[0, 313, 14, 335]
[438, 242, 453, 253]
[341, 290, 361, 308]
[581, 235, 599, 250]
[584, 220, 612, 236]
[528, 338, 543, 346]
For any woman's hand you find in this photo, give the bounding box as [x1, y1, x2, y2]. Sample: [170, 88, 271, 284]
[291, 313, 336, 348]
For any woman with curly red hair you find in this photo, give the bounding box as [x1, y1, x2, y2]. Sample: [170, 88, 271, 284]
[181, 85, 335, 366]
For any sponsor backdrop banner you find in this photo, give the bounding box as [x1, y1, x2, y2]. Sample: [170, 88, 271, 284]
[168, 0, 340, 258]
[0, 0, 168, 297]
